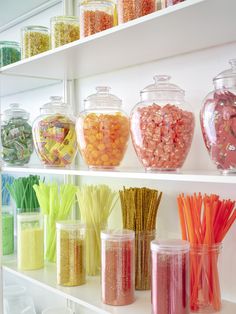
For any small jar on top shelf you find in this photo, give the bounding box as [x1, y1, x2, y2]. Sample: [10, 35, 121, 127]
[130, 75, 195, 171]
[76, 86, 129, 169]
[200, 59, 236, 173]
[79, 0, 114, 37]
[32, 96, 77, 167]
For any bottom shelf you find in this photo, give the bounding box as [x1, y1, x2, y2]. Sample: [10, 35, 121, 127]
[2, 256, 236, 314]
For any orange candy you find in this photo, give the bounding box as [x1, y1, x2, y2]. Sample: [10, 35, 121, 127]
[77, 113, 129, 168]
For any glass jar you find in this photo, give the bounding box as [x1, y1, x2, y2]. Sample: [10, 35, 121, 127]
[164, 0, 185, 7]
[200, 59, 236, 173]
[1, 103, 34, 165]
[136, 0, 156, 19]
[117, 0, 137, 23]
[33, 96, 77, 167]
[51, 16, 80, 49]
[2, 208, 14, 255]
[56, 221, 86, 286]
[101, 229, 135, 305]
[17, 213, 44, 270]
[151, 239, 190, 314]
[190, 244, 222, 313]
[0, 41, 21, 67]
[21, 25, 50, 58]
[80, 1, 114, 37]
[130, 75, 195, 171]
[76, 87, 129, 169]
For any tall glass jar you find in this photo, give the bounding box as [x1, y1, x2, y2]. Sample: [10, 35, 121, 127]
[117, 0, 137, 23]
[56, 221, 86, 286]
[21, 25, 50, 58]
[101, 229, 135, 305]
[32, 96, 77, 167]
[200, 59, 236, 173]
[1, 103, 33, 165]
[80, 1, 114, 37]
[0, 41, 21, 67]
[17, 213, 44, 270]
[151, 239, 190, 314]
[2, 208, 14, 255]
[51, 16, 80, 49]
[130, 75, 195, 171]
[76, 87, 129, 169]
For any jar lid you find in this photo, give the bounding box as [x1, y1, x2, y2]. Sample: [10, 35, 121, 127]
[3, 103, 29, 120]
[151, 239, 190, 252]
[213, 59, 236, 89]
[51, 15, 79, 22]
[41, 96, 70, 114]
[17, 212, 42, 222]
[84, 86, 122, 109]
[140, 75, 185, 102]
[22, 25, 49, 32]
[101, 229, 135, 241]
[56, 220, 86, 230]
[0, 41, 20, 47]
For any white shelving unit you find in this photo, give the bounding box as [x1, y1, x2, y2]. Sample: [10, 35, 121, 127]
[1, 0, 236, 313]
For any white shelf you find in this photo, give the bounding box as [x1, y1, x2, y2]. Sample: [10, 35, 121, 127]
[2, 165, 236, 184]
[3, 257, 236, 314]
[0, 0, 235, 95]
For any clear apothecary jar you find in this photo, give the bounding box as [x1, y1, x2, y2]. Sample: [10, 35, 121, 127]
[17, 213, 44, 270]
[50, 16, 80, 49]
[76, 87, 129, 169]
[21, 25, 50, 58]
[200, 59, 236, 173]
[1, 104, 34, 165]
[130, 75, 195, 171]
[56, 221, 86, 286]
[32, 96, 77, 167]
[0, 41, 21, 67]
[79, 0, 114, 37]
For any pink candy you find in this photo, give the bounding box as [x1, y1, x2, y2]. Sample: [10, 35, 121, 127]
[130, 104, 194, 170]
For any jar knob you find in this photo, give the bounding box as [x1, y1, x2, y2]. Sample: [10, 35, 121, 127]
[229, 59, 236, 72]
[153, 75, 171, 84]
[9, 103, 20, 109]
[50, 96, 62, 102]
[96, 86, 111, 94]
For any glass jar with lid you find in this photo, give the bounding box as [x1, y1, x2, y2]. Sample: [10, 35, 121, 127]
[200, 59, 236, 173]
[130, 75, 195, 171]
[80, 1, 114, 37]
[0, 41, 21, 67]
[32, 96, 77, 167]
[1, 103, 34, 165]
[21, 25, 50, 58]
[50, 16, 80, 49]
[76, 86, 129, 169]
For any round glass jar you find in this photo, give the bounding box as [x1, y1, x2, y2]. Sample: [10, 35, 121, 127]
[1, 103, 33, 165]
[0, 41, 21, 67]
[76, 86, 129, 169]
[51, 16, 80, 49]
[80, 0, 114, 37]
[200, 59, 236, 173]
[130, 75, 195, 171]
[32, 96, 77, 167]
[21, 25, 50, 58]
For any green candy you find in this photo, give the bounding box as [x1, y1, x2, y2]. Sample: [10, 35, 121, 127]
[0, 42, 21, 67]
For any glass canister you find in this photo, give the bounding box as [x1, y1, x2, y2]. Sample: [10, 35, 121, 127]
[117, 0, 137, 23]
[56, 221, 86, 286]
[21, 25, 50, 58]
[32, 96, 77, 167]
[1, 103, 34, 165]
[51, 16, 80, 49]
[151, 239, 190, 314]
[130, 75, 195, 171]
[17, 213, 44, 270]
[76, 87, 129, 169]
[101, 229, 135, 305]
[200, 59, 236, 173]
[0, 41, 21, 67]
[164, 0, 185, 7]
[2, 208, 14, 255]
[136, 0, 156, 19]
[80, 1, 114, 37]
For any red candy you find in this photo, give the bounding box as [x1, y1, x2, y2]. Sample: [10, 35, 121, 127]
[200, 91, 236, 171]
[130, 103, 194, 170]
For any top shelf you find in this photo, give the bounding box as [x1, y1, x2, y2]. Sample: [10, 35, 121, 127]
[0, 0, 235, 86]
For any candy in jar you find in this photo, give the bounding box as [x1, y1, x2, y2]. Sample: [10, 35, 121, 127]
[1, 103, 33, 165]
[33, 96, 77, 167]
[2, 209, 14, 255]
[200, 59, 236, 173]
[130, 75, 194, 171]
[76, 87, 129, 169]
